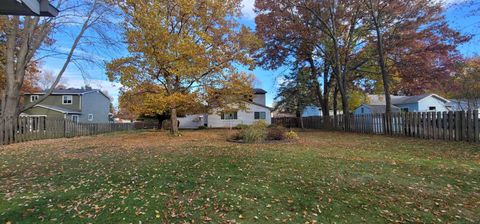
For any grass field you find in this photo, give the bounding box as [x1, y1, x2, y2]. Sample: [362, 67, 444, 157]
[0, 130, 479, 223]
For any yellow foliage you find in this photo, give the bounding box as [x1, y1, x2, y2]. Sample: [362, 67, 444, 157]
[108, 0, 258, 119]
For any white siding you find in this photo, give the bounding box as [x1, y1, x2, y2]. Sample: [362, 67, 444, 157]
[207, 103, 271, 128]
[178, 115, 205, 129]
[418, 96, 449, 112]
[253, 94, 266, 105]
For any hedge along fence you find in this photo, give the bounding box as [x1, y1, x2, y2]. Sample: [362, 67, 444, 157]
[272, 110, 480, 143]
[0, 116, 134, 146]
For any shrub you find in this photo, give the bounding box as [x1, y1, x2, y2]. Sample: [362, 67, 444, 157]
[161, 120, 171, 130]
[238, 121, 268, 143]
[227, 131, 243, 141]
[235, 124, 249, 130]
[228, 121, 292, 143]
[197, 125, 208, 130]
[251, 120, 269, 129]
[285, 130, 299, 141]
[267, 126, 286, 140]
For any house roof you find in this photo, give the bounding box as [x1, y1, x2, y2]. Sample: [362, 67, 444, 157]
[28, 89, 97, 95]
[447, 99, 480, 110]
[26, 88, 111, 101]
[367, 94, 450, 105]
[249, 101, 272, 110]
[254, 88, 267, 94]
[0, 0, 59, 17]
[34, 104, 81, 114]
[361, 104, 401, 114]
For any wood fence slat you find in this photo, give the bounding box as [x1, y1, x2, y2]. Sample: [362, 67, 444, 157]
[431, 112, 435, 139]
[442, 112, 447, 140]
[475, 110, 479, 143]
[461, 111, 466, 141]
[455, 111, 460, 141]
[464, 110, 473, 142]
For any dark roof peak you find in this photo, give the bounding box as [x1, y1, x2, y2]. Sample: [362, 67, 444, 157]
[254, 88, 267, 94]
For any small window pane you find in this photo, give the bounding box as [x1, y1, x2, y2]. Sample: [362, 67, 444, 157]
[221, 112, 237, 120]
[30, 95, 39, 102]
[254, 112, 266, 120]
[63, 95, 73, 104]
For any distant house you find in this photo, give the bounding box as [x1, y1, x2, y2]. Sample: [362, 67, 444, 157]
[446, 99, 480, 111]
[354, 104, 401, 115]
[302, 106, 322, 117]
[302, 106, 342, 117]
[178, 88, 272, 129]
[23, 88, 112, 123]
[354, 94, 451, 115]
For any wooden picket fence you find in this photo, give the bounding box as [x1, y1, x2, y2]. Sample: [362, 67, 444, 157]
[0, 116, 134, 146]
[272, 110, 480, 143]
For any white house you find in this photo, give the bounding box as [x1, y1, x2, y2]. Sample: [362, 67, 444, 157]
[354, 94, 451, 115]
[178, 88, 272, 129]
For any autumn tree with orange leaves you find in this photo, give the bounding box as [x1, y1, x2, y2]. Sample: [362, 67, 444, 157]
[107, 0, 259, 135]
[451, 57, 480, 110]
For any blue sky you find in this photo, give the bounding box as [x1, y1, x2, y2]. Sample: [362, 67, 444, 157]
[41, 0, 480, 108]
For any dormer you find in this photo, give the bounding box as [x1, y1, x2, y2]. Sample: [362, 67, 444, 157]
[253, 88, 267, 106]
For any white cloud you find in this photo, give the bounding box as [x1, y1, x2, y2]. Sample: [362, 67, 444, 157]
[241, 0, 256, 20]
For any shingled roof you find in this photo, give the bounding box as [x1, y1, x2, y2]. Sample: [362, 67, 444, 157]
[253, 88, 267, 94]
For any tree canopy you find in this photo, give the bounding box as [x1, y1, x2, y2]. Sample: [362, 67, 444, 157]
[107, 0, 259, 134]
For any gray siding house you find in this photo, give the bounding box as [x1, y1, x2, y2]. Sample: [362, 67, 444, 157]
[23, 88, 111, 123]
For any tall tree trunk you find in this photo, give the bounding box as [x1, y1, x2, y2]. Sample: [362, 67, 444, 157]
[321, 63, 331, 128]
[296, 110, 304, 129]
[170, 108, 179, 135]
[333, 85, 339, 126]
[308, 56, 332, 128]
[370, 0, 392, 134]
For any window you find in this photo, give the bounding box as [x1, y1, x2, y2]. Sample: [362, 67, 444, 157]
[88, 114, 94, 121]
[254, 112, 266, 120]
[429, 106, 436, 111]
[30, 95, 39, 102]
[361, 107, 365, 114]
[62, 95, 73, 104]
[72, 115, 79, 123]
[221, 112, 238, 120]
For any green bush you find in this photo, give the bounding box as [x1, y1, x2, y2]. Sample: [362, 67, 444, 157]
[267, 126, 286, 140]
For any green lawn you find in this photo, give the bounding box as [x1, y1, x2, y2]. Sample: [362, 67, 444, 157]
[0, 130, 479, 223]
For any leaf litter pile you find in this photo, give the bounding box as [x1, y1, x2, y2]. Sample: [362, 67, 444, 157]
[0, 130, 479, 223]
